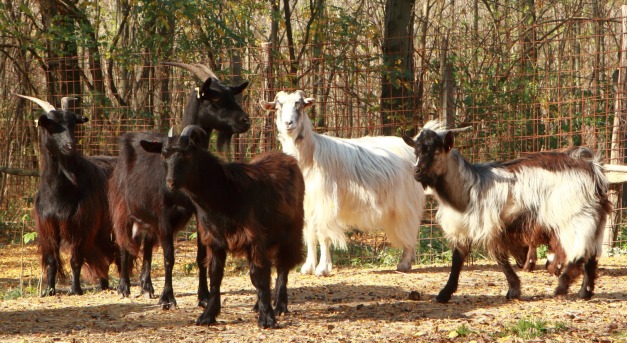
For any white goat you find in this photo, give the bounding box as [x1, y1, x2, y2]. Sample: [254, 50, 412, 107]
[260, 90, 425, 276]
[402, 120, 612, 302]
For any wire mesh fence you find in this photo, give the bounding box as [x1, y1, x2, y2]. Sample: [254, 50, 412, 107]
[1, 13, 627, 266]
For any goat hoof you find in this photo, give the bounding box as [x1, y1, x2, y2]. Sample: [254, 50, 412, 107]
[195, 315, 217, 326]
[435, 292, 452, 304]
[117, 282, 131, 298]
[274, 304, 289, 316]
[554, 286, 568, 297]
[41, 288, 56, 297]
[99, 278, 110, 291]
[257, 312, 277, 329]
[578, 288, 593, 300]
[69, 288, 84, 296]
[300, 263, 315, 275]
[396, 263, 412, 273]
[506, 289, 521, 300]
[159, 294, 177, 310]
[198, 298, 209, 308]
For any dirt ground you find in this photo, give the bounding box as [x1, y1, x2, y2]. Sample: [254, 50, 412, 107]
[1, 241, 626, 343]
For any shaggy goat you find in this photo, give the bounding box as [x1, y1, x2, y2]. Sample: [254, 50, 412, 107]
[402, 120, 612, 302]
[109, 62, 250, 309]
[17, 94, 118, 296]
[260, 91, 425, 276]
[140, 125, 305, 328]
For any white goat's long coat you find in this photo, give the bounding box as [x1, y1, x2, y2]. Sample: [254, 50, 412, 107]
[271, 93, 425, 275]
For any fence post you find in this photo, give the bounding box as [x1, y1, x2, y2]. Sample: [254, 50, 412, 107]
[261, 42, 275, 152]
[604, 5, 627, 256]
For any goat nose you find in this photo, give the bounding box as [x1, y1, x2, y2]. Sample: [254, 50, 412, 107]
[64, 142, 74, 151]
[285, 120, 293, 126]
[415, 166, 422, 174]
[241, 116, 250, 124]
[166, 179, 176, 190]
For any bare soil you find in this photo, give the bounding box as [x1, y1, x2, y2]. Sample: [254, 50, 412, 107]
[1, 241, 626, 342]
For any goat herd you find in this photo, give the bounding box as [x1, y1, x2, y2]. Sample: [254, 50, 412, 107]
[15, 63, 612, 329]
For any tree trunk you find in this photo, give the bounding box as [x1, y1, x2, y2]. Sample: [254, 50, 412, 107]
[380, 0, 416, 136]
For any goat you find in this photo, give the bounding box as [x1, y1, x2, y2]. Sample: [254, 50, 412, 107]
[16, 94, 118, 296]
[109, 62, 250, 309]
[140, 125, 305, 328]
[260, 90, 425, 276]
[402, 120, 612, 302]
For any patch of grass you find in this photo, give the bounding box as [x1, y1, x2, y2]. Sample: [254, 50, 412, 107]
[509, 318, 548, 339]
[1, 285, 38, 300]
[455, 324, 473, 337]
[503, 318, 568, 340]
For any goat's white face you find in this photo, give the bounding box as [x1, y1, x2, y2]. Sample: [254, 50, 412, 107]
[259, 91, 315, 137]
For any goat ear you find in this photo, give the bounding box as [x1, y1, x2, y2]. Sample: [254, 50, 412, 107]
[443, 131, 455, 151]
[197, 78, 213, 99]
[231, 81, 249, 95]
[303, 97, 315, 108]
[401, 134, 415, 147]
[259, 100, 276, 111]
[37, 114, 54, 129]
[75, 114, 89, 124]
[139, 139, 164, 154]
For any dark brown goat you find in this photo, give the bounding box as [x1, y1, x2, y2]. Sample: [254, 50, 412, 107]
[141, 125, 305, 328]
[17, 94, 117, 296]
[109, 62, 250, 309]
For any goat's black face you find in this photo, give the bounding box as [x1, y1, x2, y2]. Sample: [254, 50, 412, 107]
[196, 78, 251, 135]
[403, 129, 451, 188]
[38, 110, 88, 156]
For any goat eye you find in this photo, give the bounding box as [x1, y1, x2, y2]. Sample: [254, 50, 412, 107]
[210, 97, 221, 104]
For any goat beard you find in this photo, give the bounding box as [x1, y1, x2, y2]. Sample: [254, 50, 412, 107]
[216, 131, 233, 152]
[59, 164, 79, 186]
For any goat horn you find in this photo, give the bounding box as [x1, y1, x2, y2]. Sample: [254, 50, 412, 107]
[180, 125, 200, 137]
[193, 64, 218, 80]
[15, 94, 56, 113]
[448, 126, 472, 133]
[162, 62, 217, 81]
[168, 127, 174, 137]
[61, 97, 78, 112]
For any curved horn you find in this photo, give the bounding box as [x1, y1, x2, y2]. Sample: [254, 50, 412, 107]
[15, 94, 56, 113]
[61, 97, 78, 112]
[448, 126, 472, 133]
[162, 62, 216, 81]
[168, 127, 175, 137]
[180, 125, 205, 137]
[192, 64, 218, 80]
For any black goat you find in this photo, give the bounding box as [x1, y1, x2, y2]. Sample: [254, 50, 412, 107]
[17, 94, 118, 296]
[109, 62, 250, 309]
[141, 125, 305, 328]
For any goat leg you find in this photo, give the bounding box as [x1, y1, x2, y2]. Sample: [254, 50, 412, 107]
[397, 246, 415, 272]
[158, 233, 177, 310]
[436, 247, 466, 303]
[496, 253, 521, 299]
[69, 249, 84, 295]
[196, 227, 209, 308]
[249, 259, 276, 328]
[42, 252, 58, 296]
[117, 248, 133, 297]
[196, 247, 226, 326]
[577, 256, 597, 300]
[555, 257, 585, 297]
[273, 263, 290, 316]
[140, 235, 156, 299]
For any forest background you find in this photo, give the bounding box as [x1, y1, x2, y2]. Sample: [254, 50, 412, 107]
[1, 0, 627, 262]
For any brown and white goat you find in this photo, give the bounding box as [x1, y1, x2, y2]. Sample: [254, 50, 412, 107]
[403, 120, 611, 302]
[140, 125, 305, 329]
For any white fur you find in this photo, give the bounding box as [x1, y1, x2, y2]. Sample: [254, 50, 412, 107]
[262, 91, 425, 276]
[422, 120, 609, 264]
